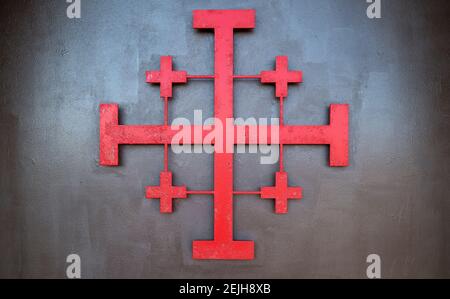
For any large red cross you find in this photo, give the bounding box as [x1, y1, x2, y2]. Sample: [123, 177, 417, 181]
[99, 10, 349, 260]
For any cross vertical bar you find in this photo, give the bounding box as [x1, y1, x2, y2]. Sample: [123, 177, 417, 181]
[192, 9, 256, 260]
[279, 96, 285, 172]
[164, 96, 169, 172]
[213, 26, 234, 243]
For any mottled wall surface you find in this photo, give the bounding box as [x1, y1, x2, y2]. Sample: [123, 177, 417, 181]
[0, 0, 449, 278]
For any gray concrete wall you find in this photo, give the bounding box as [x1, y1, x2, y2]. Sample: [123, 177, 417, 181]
[0, 0, 449, 278]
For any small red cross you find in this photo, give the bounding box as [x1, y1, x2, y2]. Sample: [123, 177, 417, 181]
[261, 172, 302, 214]
[260, 56, 303, 98]
[146, 56, 187, 98]
[146, 171, 187, 213]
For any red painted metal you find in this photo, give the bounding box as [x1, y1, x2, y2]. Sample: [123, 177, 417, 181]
[192, 9, 256, 260]
[99, 107, 349, 166]
[261, 56, 303, 98]
[99, 9, 350, 260]
[146, 56, 187, 98]
[146, 172, 187, 214]
[261, 172, 302, 214]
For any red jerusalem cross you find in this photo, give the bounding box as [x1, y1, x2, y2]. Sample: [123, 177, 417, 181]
[99, 10, 349, 260]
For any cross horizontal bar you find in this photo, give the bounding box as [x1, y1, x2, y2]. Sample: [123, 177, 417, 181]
[186, 190, 261, 195]
[100, 104, 348, 167]
[186, 75, 261, 80]
[187, 190, 214, 195]
[187, 75, 215, 79]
